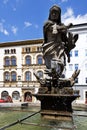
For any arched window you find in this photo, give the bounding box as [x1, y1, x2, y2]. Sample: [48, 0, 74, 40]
[37, 55, 43, 64]
[25, 71, 31, 81]
[37, 71, 43, 78]
[25, 56, 31, 65]
[4, 72, 10, 81]
[11, 71, 16, 81]
[12, 91, 20, 100]
[1, 91, 9, 100]
[24, 92, 32, 102]
[4, 57, 10, 66]
[11, 56, 16, 66]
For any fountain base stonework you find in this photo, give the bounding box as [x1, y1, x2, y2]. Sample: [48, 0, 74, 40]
[33, 68, 80, 120]
[34, 90, 80, 120]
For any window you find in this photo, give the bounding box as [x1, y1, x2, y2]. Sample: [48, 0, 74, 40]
[25, 56, 31, 65]
[11, 49, 16, 54]
[85, 63, 87, 70]
[25, 71, 31, 81]
[25, 47, 30, 53]
[12, 91, 20, 100]
[70, 51, 72, 57]
[69, 64, 73, 71]
[75, 78, 78, 83]
[85, 49, 87, 56]
[37, 47, 43, 51]
[4, 49, 9, 54]
[37, 55, 43, 64]
[4, 49, 16, 54]
[85, 77, 87, 83]
[85, 91, 87, 103]
[24, 92, 32, 102]
[74, 50, 78, 57]
[5, 57, 10, 66]
[37, 71, 43, 78]
[11, 72, 16, 81]
[11, 57, 16, 66]
[75, 64, 79, 70]
[4, 72, 10, 81]
[1, 91, 9, 100]
[11, 49, 14, 54]
[4, 56, 17, 66]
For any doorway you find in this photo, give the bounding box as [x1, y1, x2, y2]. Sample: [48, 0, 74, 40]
[24, 92, 32, 102]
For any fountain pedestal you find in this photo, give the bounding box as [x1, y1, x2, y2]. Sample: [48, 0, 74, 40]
[34, 93, 80, 120]
[33, 70, 80, 130]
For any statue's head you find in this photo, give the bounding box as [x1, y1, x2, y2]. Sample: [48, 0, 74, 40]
[48, 5, 61, 24]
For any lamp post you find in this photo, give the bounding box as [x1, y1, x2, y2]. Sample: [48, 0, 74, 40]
[18, 75, 21, 81]
[18, 75, 21, 88]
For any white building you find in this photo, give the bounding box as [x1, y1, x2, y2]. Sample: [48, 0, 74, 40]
[0, 39, 45, 103]
[0, 23, 87, 104]
[66, 23, 87, 104]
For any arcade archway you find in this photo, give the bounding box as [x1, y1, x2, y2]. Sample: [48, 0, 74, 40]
[24, 92, 32, 102]
[1, 91, 9, 100]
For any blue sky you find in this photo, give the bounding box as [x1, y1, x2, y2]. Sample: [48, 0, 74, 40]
[0, 0, 87, 43]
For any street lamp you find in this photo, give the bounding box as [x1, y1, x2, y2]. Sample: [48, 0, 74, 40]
[18, 75, 21, 81]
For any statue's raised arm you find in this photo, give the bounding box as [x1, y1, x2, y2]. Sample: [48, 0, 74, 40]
[34, 5, 80, 94]
[43, 5, 78, 72]
[33, 5, 80, 123]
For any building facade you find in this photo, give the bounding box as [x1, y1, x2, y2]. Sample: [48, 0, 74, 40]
[0, 39, 45, 103]
[0, 23, 87, 104]
[66, 23, 87, 104]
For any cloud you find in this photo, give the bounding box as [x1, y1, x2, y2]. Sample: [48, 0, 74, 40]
[50, 0, 56, 3]
[24, 21, 32, 28]
[3, 29, 9, 35]
[0, 21, 18, 36]
[50, 0, 68, 3]
[0, 23, 9, 35]
[34, 24, 39, 29]
[62, 7, 87, 25]
[12, 7, 17, 11]
[24, 21, 39, 29]
[3, 0, 9, 4]
[1, 19, 5, 23]
[11, 26, 18, 34]
[62, 7, 74, 20]
[61, 0, 68, 2]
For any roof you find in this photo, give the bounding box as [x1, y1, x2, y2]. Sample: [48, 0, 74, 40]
[0, 39, 44, 48]
[69, 23, 87, 33]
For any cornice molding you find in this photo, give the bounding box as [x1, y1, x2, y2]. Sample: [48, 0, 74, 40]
[0, 39, 43, 48]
